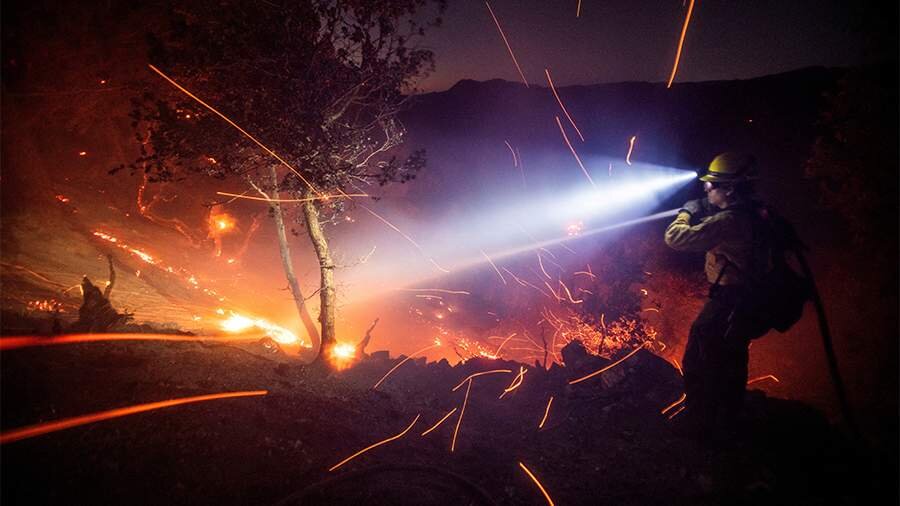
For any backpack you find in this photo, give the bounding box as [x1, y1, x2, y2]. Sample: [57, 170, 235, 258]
[745, 205, 813, 333]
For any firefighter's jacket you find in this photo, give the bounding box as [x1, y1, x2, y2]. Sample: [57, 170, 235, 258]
[664, 204, 761, 286]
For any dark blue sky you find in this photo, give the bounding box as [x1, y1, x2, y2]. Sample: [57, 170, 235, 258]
[417, 0, 887, 91]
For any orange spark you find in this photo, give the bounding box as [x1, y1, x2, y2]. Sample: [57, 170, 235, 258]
[666, 0, 696, 88]
[558, 280, 583, 304]
[568, 342, 648, 385]
[399, 288, 471, 296]
[499, 366, 527, 398]
[626, 135, 637, 165]
[421, 408, 458, 436]
[451, 380, 472, 452]
[0, 332, 271, 352]
[147, 64, 322, 198]
[538, 396, 554, 428]
[545, 68, 584, 142]
[329, 414, 420, 471]
[493, 332, 518, 357]
[484, 1, 529, 87]
[576, 0, 582, 17]
[667, 404, 687, 420]
[480, 250, 507, 285]
[215, 191, 367, 203]
[519, 462, 556, 506]
[372, 341, 442, 390]
[555, 116, 595, 187]
[0, 390, 267, 445]
[671, 358, 684, 376]
[537, 252, 552, 279]
[573, 270, 596, 280]
[504, 140, 519, 167]
[747, 374, 780, 385]
[358, 204, 450, 273]
[78, 151, 87, 156]
[451, 369, 513, 392]
[660, 393, 686, 415]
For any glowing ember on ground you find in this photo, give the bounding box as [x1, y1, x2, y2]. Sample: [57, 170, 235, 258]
[538, 396, 554, 428]
[27, 299, 64, 312]
[519, 462, 556, 506]
[0, 390, 267, 444]
[666, 0, 696, 88]
[219, 311, 309, 347]
[566, 221, 584, 236]
[421, 408, 458, 436]
[328, 414, 421, 471]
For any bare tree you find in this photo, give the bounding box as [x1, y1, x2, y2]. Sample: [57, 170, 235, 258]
[118, 0, 444, 364]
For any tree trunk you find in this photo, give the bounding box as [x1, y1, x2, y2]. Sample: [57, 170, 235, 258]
[301, 188, 337, 362]
[267, 165, 321, 350]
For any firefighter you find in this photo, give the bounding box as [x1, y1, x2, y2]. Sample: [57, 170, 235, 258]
[664, 152, 769, 436]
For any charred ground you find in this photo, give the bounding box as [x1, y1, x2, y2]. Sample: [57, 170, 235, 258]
[0, 334, 888, 505]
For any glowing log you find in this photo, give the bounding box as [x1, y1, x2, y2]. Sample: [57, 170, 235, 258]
[519, 462, 556, 506]
[329, 414, 420, 471]
[0, 390, 267, 444]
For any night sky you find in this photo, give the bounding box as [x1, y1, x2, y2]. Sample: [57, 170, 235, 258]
[418, 0, 886, 91]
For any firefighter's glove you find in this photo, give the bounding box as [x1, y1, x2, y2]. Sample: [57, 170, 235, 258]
[679, 199, 704, 218]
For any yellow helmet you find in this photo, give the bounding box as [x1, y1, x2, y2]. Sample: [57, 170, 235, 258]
[699, 152, 758, 183]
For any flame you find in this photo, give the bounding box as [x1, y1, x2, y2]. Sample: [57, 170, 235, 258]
[219, 311, 310, 347]
[328, 343, 357, 370]
[209, 212, 236, 235]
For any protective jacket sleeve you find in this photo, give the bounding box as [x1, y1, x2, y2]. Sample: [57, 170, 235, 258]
[664, 211, 735, 252]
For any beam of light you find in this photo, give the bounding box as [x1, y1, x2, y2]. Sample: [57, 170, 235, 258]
[451, 380, 472, 452]
[568, 342, 648, 385]
[504, 140, 518, 167]
[480, 250, 507, 285]
[0, 332, 271, 352]
[747, 374, 780, 385]
[538, 396, 554, 428]
[667, 404, 686, 420]
[626, 135, 637, 165]
[147, 65, 323, 198]
[660, 393, 686, 415]
[554, 116, 595, 188]
[421, 408, 458, 436]
[215, 191, 368, 203]
[328, 414, 420, 471]
[545, 69, 584, 142]
[499, 366, 527, 398]
[519, 462, 556, 506]
[0, 390, 267, 445]
[451, 369, 513, 392]
[372, 341, 442, 390]
[357, 204, 450, 273]
[666, 0, 696, 88]
[484, 1, 529, 87]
